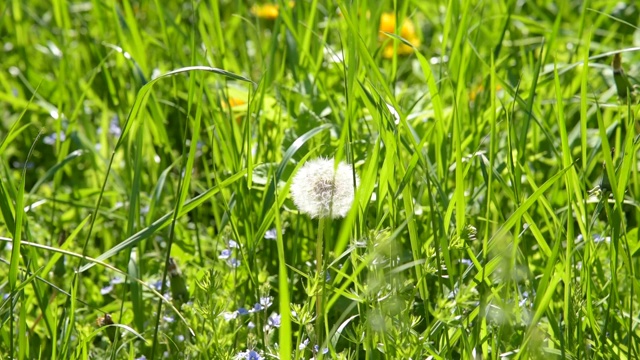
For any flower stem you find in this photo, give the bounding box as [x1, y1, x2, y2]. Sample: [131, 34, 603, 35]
[315, 216, 326, 352]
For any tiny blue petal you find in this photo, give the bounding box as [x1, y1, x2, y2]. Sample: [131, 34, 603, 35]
[100, 284, 114, 295]
[223, 311, 238, 321]
[299, 338, 309, 350]
[265, 228, 277, 240]
[268, 313, 281, 328]
[313, 345, 329, 354]
[237, 307, 249, 315]
[219, 249, 231, 260]
[259, 296, 272, 308]
[110, 276, 125, 285]
[151, 280, 164, 291]
[228, 258, 240, 268]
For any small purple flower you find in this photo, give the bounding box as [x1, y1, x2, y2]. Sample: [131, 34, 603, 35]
[237, 307, 249, 315]
[11, 161, 34, 170]
[265, 228, 277, 240]
[267, 313, 281, 328]
[219, 249, 231, 260]
[43, 132, 66, 145]
[110, 276, 125, 285]
[109, 116, 122, 137]
[252, 303, 264, 312]
[151, 280, 164, 291]
[222, 311, 238, 321]
[460, 259, 473, 266]
[299, 338, 310, 350]
[247, 321, 255, 329]
[313, 345, 329, 354]
[227, 258, 240, 268]
[593, 234, 609, 243]
[100, 284, 114, 295]
[228, 240, 239, 248]
[236, 350, 262, 360]
[259, 296, 273, 308]
[135, 356, 147, 360]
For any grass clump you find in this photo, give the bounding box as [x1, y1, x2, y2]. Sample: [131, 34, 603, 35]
[1, 1, 640, 359]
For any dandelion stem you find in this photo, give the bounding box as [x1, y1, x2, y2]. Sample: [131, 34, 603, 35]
[315, 216, 326, 352]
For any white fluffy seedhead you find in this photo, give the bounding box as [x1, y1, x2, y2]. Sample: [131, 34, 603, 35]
[290, 158, 359, 219]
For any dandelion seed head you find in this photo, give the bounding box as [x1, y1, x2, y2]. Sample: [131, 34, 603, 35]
[290, 158, 358, 219]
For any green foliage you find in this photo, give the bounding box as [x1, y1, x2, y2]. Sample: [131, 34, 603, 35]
[1, 0, 640, 359]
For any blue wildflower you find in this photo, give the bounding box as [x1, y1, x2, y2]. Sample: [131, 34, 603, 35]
[237, 307, 249, 315]
[109, 116, 122, 137]
[299, 338, 310, 350]
[235, 350, 262, 360]
[267, 313, 281, 328]
[151, 280, 164, 291]
[111, 276, 125, 285]
[43, 132, 66, 145]
[259, 296, 273, 308]
[100, 284, 114, 295]
[265, 228, 277, 240]
[222, 311, 238, 321]
[219, 249, 231, 260]
[228, 258, 240, 268]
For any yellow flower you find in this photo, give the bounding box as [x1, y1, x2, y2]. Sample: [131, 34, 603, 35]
[251, 2, 295, 20]
[469, 83, 503, 101]
[221, 97, 247, 125]
[227, 97, 246, 108]
[379, 12, 420, 58]
[251, 3, 280, 20]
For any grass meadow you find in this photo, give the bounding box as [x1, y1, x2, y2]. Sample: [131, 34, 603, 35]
[1, 0, 640, 359]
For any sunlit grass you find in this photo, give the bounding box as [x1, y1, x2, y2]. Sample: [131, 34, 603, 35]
[1, 1, 640, 359]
